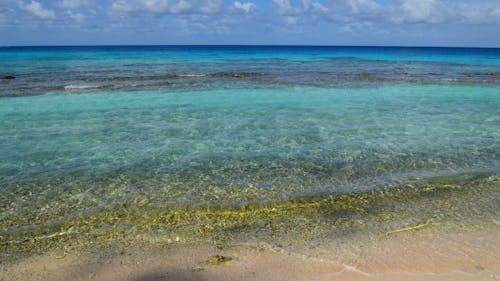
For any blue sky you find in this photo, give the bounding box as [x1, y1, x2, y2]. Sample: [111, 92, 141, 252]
[1, 0, 499, 46]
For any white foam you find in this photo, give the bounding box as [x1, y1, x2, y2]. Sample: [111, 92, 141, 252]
[311, 264, 370, 281]
[178, 74, 206, 77]
[64, 84, 100, 90]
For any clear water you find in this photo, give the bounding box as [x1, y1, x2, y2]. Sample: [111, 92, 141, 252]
[0, 46, 499, 255]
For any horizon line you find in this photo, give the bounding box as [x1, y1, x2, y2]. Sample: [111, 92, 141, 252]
[1, 44, 499, 49]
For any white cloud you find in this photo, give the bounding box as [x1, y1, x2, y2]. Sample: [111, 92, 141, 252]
[310, 2, 328, 13]
[346, 0, 379, 14]
[493, 5, 500, 18]
[272, 0, 294, 15]
[198, 0, 221, 14]
[400, 0, 441, 23]
[335, 0, 500, 25]
[302, 0, 328, 13]
[285, 15, 297, 24]
[58, 0, 91, 9]
[272, 0, 327, 15]
[329, 0, 478, 25]
[18, 1, 56, 19]
[233, 1, 256, 13]
[0, 7, 19, 27]
[110, 0, 223, 14]
[66, 10, 86, 23]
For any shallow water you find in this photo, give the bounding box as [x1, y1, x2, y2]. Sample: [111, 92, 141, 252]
[0, 46, 499, 258]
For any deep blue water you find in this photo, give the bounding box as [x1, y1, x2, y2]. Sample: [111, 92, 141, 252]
[2, 46, 500, 98]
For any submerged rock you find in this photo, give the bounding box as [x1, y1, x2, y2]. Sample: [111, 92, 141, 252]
[2, 75, 15, 79]
[463, 72, 500, 77]
[358, 73, 371, 79]
[206, 255, 232, 265]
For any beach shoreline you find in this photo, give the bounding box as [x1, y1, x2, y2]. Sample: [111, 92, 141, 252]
[1, 172, 499, 281]
[2, 224, 498, 281]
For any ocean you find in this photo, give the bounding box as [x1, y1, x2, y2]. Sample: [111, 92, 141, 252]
[0, 46, 499, 258]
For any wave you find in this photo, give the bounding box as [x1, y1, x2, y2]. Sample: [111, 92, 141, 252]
[178, 74, 207, 77]
[64, 84, 101, 90]
[70, 72, 268, 82]
[60, 71, 500, 84]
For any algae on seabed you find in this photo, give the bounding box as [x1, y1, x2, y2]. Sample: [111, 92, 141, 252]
[0, 172, 498, 263]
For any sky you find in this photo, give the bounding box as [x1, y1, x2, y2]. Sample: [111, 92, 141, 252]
[0, 0, 499, 47]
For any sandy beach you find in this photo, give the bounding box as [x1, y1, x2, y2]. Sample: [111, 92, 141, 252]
[2, 225, 498, 281]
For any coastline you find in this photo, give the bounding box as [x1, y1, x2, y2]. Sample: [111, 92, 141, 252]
[2, 172, 498, 260]
[2, 225, 498, 281]
[1, 172, 499, 280]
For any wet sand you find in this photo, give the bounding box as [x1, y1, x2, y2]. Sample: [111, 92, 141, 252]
[2, 226, 498, 281]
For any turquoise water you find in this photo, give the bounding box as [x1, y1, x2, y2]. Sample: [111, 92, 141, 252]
[0, 46, 499, 254]
[1, 84, 499, 200]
